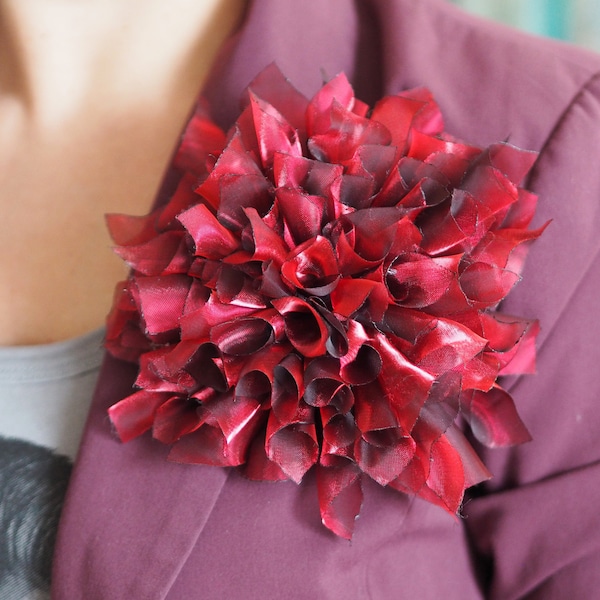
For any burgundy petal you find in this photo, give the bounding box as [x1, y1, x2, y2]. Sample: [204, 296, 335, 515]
[281, 236, 340, 296]
[272, 296, 329, 357]
[462, 387, 532, 447]
[266, 418, 319, 483]
[317, 457, 363, 540]
[108, 390, 172, 443]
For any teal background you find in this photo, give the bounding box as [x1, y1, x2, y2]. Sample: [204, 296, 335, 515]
[450, 0, 599, 51]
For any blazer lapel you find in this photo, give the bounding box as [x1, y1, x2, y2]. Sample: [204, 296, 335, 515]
[52, 354, 230, 599]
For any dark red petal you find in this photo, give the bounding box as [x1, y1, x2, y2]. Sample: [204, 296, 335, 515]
[242, 206, 289, 265]
[108, 390, 172, 443]
[370, 94, 430, 157]
[168, 425, 231, 466]
[443, 424, 491, 488]
[462, 387, 532, 447]
[276, 187, 332, 245]
[331, 225, 382, 276]
[418, 194, 474, 255]
[486, 142, 538, 185]
[370, 334, 434, 431]
[458, 354, 499, 392]
[353, 378, 401, 435]
[307, 72, 354, 136]
[344, 144, 397, 188]
[274, 153, 343, 201]
[260, 260, 294, 299]
[135, 274, 191, 335]
[462, 165, 518, 227]
[388, 450, 427, 496]
[244, 63, 309, 134]
[304, 356, 354, 413]
[501, 188, 538, 229]
[184, 344, 229, 392]
[271, 355, 308, 424]
[338, 174, 376, 210]
[272, 296, 329, 357]
[215, 266, 265, 309]
[317, 457, 363, 540]
[393, 439, 465, 515]
[321, 410, 359, 458]
[113, 231, 189, 276]
[331, 279, 379, 318]
[178, 204, 239, 259]
[386, 254, 455, 308]
[340, 344, 382, 385]
[173, 100, 226, 177]
[106, 211, 159, 247]
[266, 418, 319, 483]
[381, 305, 436, 344]
[281, 236, 340, 296]
[459, 262, 520, 306]
[195, 134, 261, 206]
[409, 130, 481, 164]
[133, 348, 190, 393]
[397, 87, 445, 134]
[422, 434, 466, 513]
[157, 173, 207, 229]
[207, 392, 264, 464]
[481, 312, 534, 352]
[412, 317, 488, 376]
[105, 280, 151, 363]
[311, 302, 350, 359]
[308, 101, 391, 164]
[235, 343, 291, 404]
[241, 425, 289, 481]
[498, 319, 540, 376]
[249, 91, 302, 169]
[218, 173, 275, 231]
[355, 433, 416, 486]
[210, 317, 273, 356]
[180, 294, 258, 342]
[152, 396, 203, 444]
[196, 137, 274, 230]
[342, 208, 404, 262]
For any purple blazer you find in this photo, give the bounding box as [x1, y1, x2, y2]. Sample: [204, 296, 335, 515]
[52, 1, 600, 598]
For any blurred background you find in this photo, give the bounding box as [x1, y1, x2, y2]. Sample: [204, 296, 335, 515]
[450, 0, 600, 52]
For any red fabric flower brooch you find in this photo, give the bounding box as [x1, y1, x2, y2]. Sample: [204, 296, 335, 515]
[106, 65, 546, 539]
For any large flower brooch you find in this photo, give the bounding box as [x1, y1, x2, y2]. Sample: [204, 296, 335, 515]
[106, 65, 546, 538]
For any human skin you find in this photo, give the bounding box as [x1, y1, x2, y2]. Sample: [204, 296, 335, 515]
[0, 0, 245, 346]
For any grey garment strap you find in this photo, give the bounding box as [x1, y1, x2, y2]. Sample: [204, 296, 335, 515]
[0, 328, 105, 460]
[0, 327, 105, 383]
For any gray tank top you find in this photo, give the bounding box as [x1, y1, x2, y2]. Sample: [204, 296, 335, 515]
[0, 328, 104, 599]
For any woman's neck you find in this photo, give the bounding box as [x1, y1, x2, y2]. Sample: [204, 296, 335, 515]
[0, 0, 246, 346]
[0, 0, 246, 127]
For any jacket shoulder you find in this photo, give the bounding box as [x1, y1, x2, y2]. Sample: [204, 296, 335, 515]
[369, 0, 600, 150]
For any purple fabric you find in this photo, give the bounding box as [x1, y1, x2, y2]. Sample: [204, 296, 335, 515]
[52, 1, 600, 598]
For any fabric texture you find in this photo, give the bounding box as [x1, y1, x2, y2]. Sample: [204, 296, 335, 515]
[51, 1, 600, 598]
